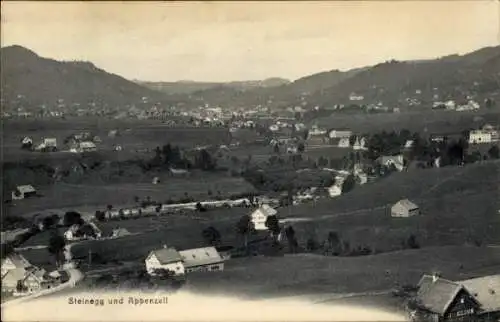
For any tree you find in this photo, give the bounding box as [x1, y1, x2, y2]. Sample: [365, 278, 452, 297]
[42, 214, 60, 229]
[326, 231, 341, 255]
[196, 202, 207, 212]
[341, 175, 356, 194]
[236, 215, 254, 248]
[265, 215, 281, 240]
[106, 205, 113, 211]
[488, 145, 500, 159]
[406, 234, 420, 249]
[63, 211, 83, 227]
[202, 226, 221, 246]
[95, 210, 106, 222]
[273, 144, 280, 154]
[306, 237, 320, 252]
[134, 196, 140, 203]
[48, 232, 66, 268]
[297, 142, 305, 153]
[284, 226, 298, 253]
[195, 149, 216, 171]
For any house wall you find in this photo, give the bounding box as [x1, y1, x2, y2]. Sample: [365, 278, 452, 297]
[252, 210, 268, 230]
[443, 289, 480, 321]
[145, 254, 185, 276]
[185, 262, 224, 273]
[23, 276, 42, 293]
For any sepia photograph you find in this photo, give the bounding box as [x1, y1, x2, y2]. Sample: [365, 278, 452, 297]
[1, 1, 499, 321]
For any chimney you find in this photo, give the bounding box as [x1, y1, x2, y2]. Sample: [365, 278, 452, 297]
[432, 273, 440, 282]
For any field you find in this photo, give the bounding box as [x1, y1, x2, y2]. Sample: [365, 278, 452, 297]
[276, 161, 500, 251]
[64, 207, 266, 265]
[4, 173, 256, 218]
[184, 246, 500, 298]
[2, 117, 231, 162]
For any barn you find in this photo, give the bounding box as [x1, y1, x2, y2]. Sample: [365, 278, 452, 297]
[391, 199, 419, 218]
[411, 274, 481, 322]
[11, 185, 37, 200]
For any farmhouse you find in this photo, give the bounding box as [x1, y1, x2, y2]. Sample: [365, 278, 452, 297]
[458, 275, 500, 321]
[145, 246, 185, 276]
[179, 246, 224, 273]
[251, 204, 278, 230]
[78, 141, 97, 152]
[328, 184, 342, 198]
[468, 130, 493, 144]
[412, 274, 481, 322]
[22, 267, 51, 294]
[11, 184, 37, 200]
[328, 129, 352, 139]
[112, 228, 131, 238]
[21, 136, 33, 148]
[391, 199, 419, 217]
[353, 136, 367, 150]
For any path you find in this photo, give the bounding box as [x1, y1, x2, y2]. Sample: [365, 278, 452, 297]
[1, 268, 84, 308]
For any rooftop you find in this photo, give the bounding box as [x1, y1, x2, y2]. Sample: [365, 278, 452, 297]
[149, 247, 183, 265]
[179, 246, 223, 268]
[416, 275, 465, 315]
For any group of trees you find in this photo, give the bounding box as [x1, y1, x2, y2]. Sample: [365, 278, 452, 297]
[364, 129, 499, 170]
[148, 143, 217, 172]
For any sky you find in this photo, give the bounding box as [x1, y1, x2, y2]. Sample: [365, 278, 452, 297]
[1, 1, 499, 82]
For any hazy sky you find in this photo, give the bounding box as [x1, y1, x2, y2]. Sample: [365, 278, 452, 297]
[1, 1, 499, 82]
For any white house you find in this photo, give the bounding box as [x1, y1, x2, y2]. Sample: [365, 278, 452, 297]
[251, 204, 278, 230]
[145, 246, 185, 276]
[78, 141, 97, 152]
[11, 185, 37, 200]
[179, 246, 224, 273]
[353, 137, 367, 150]
[349, 93, 364, 101]
[469, 130, 492, 144]
[391, 199, 419, 217]
[337, 137, 351, 148]
[356, 173, 368, 185]
[404, 140, 414, 149]
[64, 224, 81, 241]
[269, 124, 280, 132]
[328, 129, 352, 139]
[21, 137, 33, 146]
[328, 184, 342, 198]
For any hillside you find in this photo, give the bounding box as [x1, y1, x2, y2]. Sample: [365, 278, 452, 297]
[0, 45, 167, 110]
[164, 46, 500, 110]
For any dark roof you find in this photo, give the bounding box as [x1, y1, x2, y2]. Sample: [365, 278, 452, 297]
[149, 247, 183, 265]
[416, 275, 466, 315]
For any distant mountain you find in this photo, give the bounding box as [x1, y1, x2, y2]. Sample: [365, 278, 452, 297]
[138, 77, 290, 95]
[2, 44, 499, 113]
[164, 45, 500, 110]
[301, 46, 500, 108]
[1, 45, 167, 109]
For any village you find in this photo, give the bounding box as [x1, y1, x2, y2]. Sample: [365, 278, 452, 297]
[2, 111, 500, 321]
